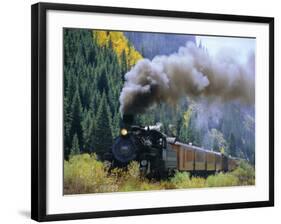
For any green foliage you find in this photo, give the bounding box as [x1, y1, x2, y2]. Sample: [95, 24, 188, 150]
[93, 93, 113, 155]
[64, 154, 118, 194]
[206, 173, 239, 187]
[70, 89, 83, 149]
[179, 108, 193, 142]
[231, 161, 255, 185]
[81, 110, 95, 153]
[170, 172, 205, 188]
[208, 129, 227, 152]
[170, 171, 191, 188]
[229, 133, 237, 157]
[206, 161, 255, 187]
[64, 155, 255, 194]
[70, 134, 80, 155]
[64, 29, 130, 158]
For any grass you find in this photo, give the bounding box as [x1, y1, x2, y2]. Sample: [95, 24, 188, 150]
[64, 153, 255, 194]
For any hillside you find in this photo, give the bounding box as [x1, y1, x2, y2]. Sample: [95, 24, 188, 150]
[63, 28, 255, 164]
[63, 29, 143, 159]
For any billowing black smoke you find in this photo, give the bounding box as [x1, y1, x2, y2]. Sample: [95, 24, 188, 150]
[119, 42, 255, 115]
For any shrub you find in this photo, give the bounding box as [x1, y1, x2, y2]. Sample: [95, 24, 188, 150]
[126, 161, 141, 180]
[206, 172, 239, 187]
[170, 171, 191, 188]
[139, 181, 162, 191]
[159, 180, 177, 189]
[187, 177, 206, 188]
[169, 172, 206, 189]
[64, 154, 255, 194]
[118, 161, 165, 191]
[64, 153, 118, 194]
[206, 162, 255, 188]
[231, 161, 255, 185]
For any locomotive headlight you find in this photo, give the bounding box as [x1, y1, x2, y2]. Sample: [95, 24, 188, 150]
[141, 160, 148, 166]
[120, 128, 128, 136]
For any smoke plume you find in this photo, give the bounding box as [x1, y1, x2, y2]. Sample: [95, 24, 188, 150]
[119, 42, 255, 115]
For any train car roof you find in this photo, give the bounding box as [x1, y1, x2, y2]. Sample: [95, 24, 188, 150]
[169, 141, 222, 155]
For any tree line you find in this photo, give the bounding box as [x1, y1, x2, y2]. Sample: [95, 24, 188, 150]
[64, 29, 128, 159]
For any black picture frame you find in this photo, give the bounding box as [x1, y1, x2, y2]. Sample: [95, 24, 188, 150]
[31, 2, 274, 222]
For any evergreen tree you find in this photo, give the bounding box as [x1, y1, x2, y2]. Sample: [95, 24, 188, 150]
[179, 124, 188, 142]
[65, 74, 76, 105]
[229, 133, 237, 157]
[97, 65, 109, 92]
[93, 92, 113, 156]
[121, 50, 128, 77]
[81, 84, 91, 109]
[70, 88, 83, 151]
[64, 96, 72, 157]
[186, 116, 195, 144]
[70, 133, 80, 155]
[112, 112, 121, 138]
[82, 110, 95, 153]
[213, 138, 220, 152]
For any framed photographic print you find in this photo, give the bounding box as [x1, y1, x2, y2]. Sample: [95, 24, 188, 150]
[31, 2, 274, 222]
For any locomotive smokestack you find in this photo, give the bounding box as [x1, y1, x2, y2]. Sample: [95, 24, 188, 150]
[122, 114, 134, 126]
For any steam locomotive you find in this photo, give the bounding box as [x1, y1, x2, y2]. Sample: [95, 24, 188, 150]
[104, 115, 239, 178]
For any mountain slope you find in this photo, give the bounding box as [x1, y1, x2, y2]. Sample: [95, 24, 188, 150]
[124, 31, 195, 59]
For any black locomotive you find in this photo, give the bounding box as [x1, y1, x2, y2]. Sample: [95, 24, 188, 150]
[104, 115, 239, 178]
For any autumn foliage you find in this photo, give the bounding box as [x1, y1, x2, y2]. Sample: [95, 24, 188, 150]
[93, 31, 143, 67]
